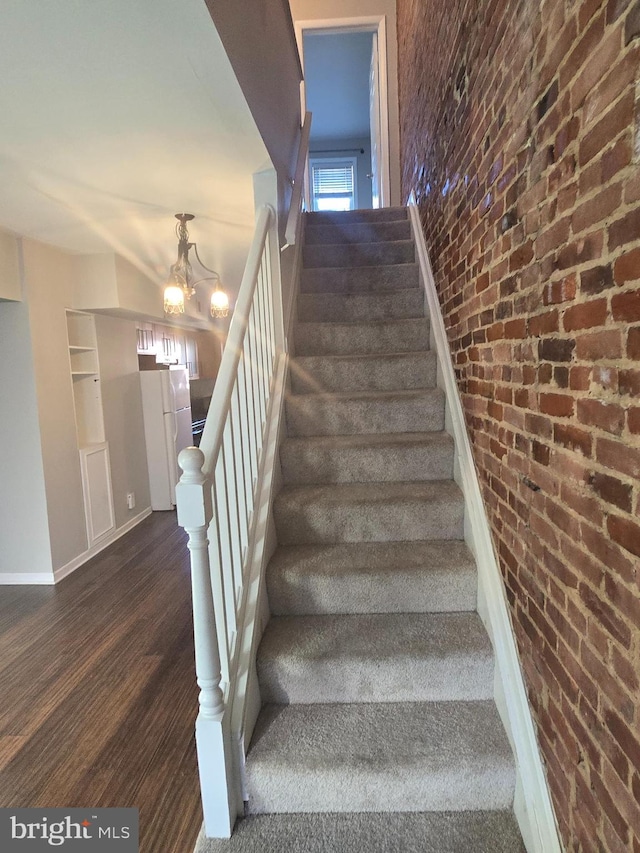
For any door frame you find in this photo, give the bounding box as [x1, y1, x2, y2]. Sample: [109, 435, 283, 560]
[294, 15, 391, 209]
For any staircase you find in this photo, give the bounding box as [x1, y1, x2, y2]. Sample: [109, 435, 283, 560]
[233, 208, 525, 850]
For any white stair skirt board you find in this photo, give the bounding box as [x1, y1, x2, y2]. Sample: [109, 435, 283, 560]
[407, 197, 561, 853]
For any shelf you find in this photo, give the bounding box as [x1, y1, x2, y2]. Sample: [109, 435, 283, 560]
[66, 309, 104, 446]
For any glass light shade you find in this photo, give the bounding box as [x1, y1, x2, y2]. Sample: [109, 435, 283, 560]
[164, 284, 185, 314]
[210, 287, 229, 319]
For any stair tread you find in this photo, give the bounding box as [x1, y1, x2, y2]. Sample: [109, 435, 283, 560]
[296, 316, 429, 329]
[282, 430, 453, 450]
[292, 350, 435, 365]
[277, 478, 462, 503]
[198, 811, 526, 853]
[261, 611, 491, 659]
[267, 540, 477, 615]
[258, 612, 493, 703]
[300, 264, 420, 294]
[287, 386, 442, 402]
[246, 700, 515, 813]
[270, 539, 476, 572]
[306, 207, 408, 223]
[305, 221, 411, 245]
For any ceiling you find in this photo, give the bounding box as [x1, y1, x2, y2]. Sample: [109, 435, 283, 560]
[303, 31, 373, 142]
[0, 0, 270, 295]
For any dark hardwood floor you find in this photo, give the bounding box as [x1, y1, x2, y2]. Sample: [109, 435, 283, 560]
[0, 511, 202, 853]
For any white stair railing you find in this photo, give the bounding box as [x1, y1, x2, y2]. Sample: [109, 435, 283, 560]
[176, 203, 284, 837]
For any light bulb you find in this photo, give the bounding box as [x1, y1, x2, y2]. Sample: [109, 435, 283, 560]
[164, 284, 185, 314]
[210, 288, 229, 319]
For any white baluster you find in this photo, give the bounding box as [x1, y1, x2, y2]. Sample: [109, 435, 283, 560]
[176, 447, 237, 838]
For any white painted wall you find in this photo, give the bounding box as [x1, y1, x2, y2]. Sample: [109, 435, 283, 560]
[310, 137, 373, 209]
[304, 31, 373, 139]
[0, 234, 157, 583]
[0, 300, 53, 579]
[22, 238, 89, 571]
[289, 0, 401, 206]
[207, 0, 303, 238]
[95, 314, 151, 528]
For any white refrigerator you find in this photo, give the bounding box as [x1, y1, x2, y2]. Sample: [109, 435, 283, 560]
[140, 367, 193, 510]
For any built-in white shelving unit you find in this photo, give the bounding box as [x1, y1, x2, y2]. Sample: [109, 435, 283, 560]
[66, 309, 114, 546]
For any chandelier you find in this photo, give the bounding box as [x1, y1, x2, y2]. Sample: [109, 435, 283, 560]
[163, 213, 229, 318]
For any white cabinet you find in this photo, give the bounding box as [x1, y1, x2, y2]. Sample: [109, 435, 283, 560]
[66, 309, 115, 546]
[136, 321, 155, 354]
[185, 335, 199, 379]
[79, 443, 115, 544]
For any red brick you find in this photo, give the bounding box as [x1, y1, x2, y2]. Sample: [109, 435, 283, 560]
[580, 264, 614, 295]
[530, 309, 559, 336]
[579, 89, 634, 165]
[563, 298, 608, 330]
[590, 471, 633, 511]
[596, 436, 640, 477]
[539, 337, 576, 362]
[612, 289, 640, 321]
[577, 398, 626, 434]
[572, 183, 622, 234]
[629, 406, 640, 432]
[555, 231, 604, 269]
[609, 207, 640, 251]
[571, 23, 624, 111]
[618, 368, 640, 395]
[570, 365, 591, 390]
[614, 248, 640, 285]
[579, 584, 631, 646]
[540, 392, 575, 417]
[575, 329, 623, 360]
[608, 514, 640, 557]
[627, 326, 640, 358]
[554, 423, 593, 455]
[602, 133, 633, 182]
[544, 274, 577, 305]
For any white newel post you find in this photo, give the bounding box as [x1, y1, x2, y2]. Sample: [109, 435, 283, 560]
[176, 447, 237, 838]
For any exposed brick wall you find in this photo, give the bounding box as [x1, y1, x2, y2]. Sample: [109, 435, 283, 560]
[397, 0, 640, 848]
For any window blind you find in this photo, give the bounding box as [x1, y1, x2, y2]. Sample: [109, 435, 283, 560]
[312, 164, 354, 199]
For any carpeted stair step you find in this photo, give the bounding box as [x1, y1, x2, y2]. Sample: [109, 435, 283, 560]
[257, 612, 493, 704]
[306, 207, 408, 226]
[298, 287, 424, 322]
[303, 240, 415, 268]
[285, 388, 446, 436]
[196, 810, 526, 853]
[294, 317, 430, 356]
[245, 700, 516, 813]
[305, 220, 411, 245]
[301, 263, 420, 294]
[280, 432, 454, 484]
[290, 351, 436, 394]
[273, 480, 464, 544]
[266, 540, 477, 615]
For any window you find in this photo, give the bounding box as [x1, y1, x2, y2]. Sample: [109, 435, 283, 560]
[310, 158, 357, 212]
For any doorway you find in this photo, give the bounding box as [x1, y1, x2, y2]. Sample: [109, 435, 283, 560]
[295, 16, 391, 211]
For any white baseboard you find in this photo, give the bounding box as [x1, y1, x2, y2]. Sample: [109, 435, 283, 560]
[53, 507, 152, 583]
[0, 571, 56, 585]
[408, 198, 561, 853]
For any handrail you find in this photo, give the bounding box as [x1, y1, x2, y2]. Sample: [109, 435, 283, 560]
[284, 111, 312, 247]
[176, 200, 285, 838]
[198, 205, 272, 477]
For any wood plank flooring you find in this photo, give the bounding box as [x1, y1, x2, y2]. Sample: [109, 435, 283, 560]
[0, 511, 202, 853]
